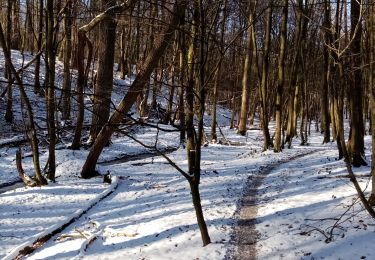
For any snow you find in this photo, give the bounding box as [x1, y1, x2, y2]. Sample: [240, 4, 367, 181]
[0, 48, 374, 259]
[3, 125, 373, 260]
[255, 141, 374, 260]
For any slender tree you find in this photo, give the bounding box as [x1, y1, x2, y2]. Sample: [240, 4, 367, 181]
[348, 0, 366, 167]
[274, 0, 288, 152]
[259, 1, 272, 150]
[45, 0, 58, 180]
[237, 0, 256, 136]
[89, 0, 118, 142]
[62, 0, 74, 120]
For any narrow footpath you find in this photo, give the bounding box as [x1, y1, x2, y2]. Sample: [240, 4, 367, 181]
[231, 150, 322, 260]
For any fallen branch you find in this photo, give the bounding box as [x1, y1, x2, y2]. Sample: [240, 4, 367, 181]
[73, 221, 102, 260]
[3, 177, 119, 260]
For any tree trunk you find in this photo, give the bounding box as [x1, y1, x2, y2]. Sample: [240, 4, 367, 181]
[34, 0, 43, 94]
[0, 23, 47, 186]
[186, 1, 199, 174]
[321, 0, 331, 144]
[348, 0, 366, 167]
[4, 0, 13, 123]
[89, 0, 117, 142]
[81, 1, 188, 178]
[274, 0, 287, 152]
[178, 22, 186, 144]
[62, 0, 73, 121]
[211, 0, 227, 142]
[46, 0, 57, 180]
[285, 0, 305, 147]
[259, 1, 272, 150]
[368, 2, 375, 205]
[237, 0, 256, 136]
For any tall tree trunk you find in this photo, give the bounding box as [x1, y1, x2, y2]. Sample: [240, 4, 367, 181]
[237, 0, 256, 136]
[321, 0, 331, 144]
[178, 21, 186, 145]
[25, 0, 34, 52]
[348, 0, 366, 167]
[0, 23, 47, 186]
[120, 26, 129, 79]
[285, 0, 305, 147]
[186, 0, 199, 174]
[46, 0, 57, 180]
[62, 0, 73, 121]
[192, 0, 211, 245]
[259, 1, 272, 150]
[165, 35, 178, 124]
[34, 0, 43, 94]
[81, 1, 187, 178]
[10, 0, 20, 50]
[4, 0, 13, 123]
[89, 0, 117, 142]
[274, 0, 287, 152]
[368, 2, 375, 205]
[211, 0, 227, 142]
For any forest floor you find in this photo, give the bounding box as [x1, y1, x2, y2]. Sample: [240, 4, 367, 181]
[1, 125, 374, 260]
[0, 49, 375, 259]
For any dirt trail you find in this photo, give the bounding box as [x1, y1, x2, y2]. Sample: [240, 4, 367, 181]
[230, 150, 321, 260]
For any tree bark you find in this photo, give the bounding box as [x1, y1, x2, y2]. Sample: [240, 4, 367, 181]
[348, 0, 366, 167]
[259, 1, 272, 150]
[285, 0, 305, 147]
[237, 0, 255, 136]
[321, 0, 331, 144]
[186, 0, 199, 174]
[81, 1, 188, 178]
[62, 0, 73, 121]
[46, 0, 57, 180]
[274, 0, 287, 152]
[368, 2, 375, 205]
[0, 22, 47, 186]
[89, 0, 117, 142]
[211, 0, 227, 142]
[34, 0, 43, 94]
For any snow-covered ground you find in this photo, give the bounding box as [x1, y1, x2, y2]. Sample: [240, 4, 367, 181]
[255, 141, 374, 259]
[0, 49, 374, 259]
[1, 123, 374, 259]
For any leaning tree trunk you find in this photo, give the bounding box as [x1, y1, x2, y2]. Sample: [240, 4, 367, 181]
[0, 23, 47, 186]
[72, 0, 136, 149]
[81, 1, 188, 178]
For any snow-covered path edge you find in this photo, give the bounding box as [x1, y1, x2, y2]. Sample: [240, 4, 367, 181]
[2, 177, 119, 260]
[229, 149, 323, 259]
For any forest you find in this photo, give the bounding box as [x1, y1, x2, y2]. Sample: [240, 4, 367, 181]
[0, 0, 375, 259]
